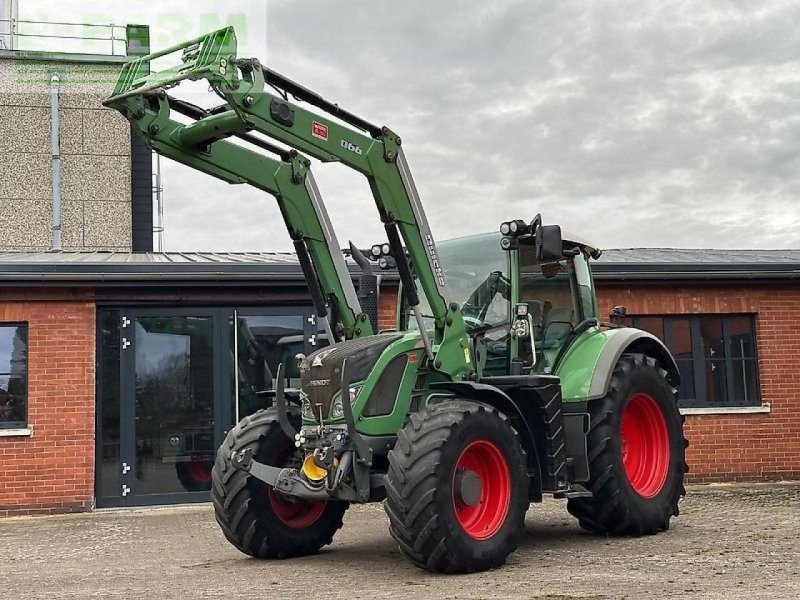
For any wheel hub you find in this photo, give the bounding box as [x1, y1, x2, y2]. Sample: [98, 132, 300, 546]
[620, 392, 670, 498]
[455, 469, 482, 507]
[452, 440, 511, 540]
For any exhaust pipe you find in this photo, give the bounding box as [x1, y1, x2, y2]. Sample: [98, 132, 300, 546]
[349, 241, 379, 331]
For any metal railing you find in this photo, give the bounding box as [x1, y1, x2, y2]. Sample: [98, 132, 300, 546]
[0, 18, 127, 55]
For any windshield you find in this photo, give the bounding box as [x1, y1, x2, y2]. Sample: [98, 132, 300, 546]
[402, 233, 510, 332]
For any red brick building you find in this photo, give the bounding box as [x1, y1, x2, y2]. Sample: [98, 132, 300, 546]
[1, 248, 799, 516]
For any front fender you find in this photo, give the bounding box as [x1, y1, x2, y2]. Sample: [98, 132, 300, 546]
[556, 327, 679, 402]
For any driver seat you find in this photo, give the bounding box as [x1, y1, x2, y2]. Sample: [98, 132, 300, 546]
[542, 308, 574, 349]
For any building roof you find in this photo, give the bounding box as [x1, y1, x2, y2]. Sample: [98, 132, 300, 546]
[0, 251, 338, 286]
[593, 248, 800, 280]
[0, 247, 799, 285]
[598, 248, 800, 265]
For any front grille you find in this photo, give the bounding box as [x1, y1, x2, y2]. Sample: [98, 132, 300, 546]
[300, 332, 402, 417]
[363, 354, 408, 417]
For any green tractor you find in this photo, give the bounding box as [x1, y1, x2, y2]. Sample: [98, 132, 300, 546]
[105, 27, 687, 573]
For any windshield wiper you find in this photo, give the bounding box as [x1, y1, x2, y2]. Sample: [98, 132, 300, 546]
[468, 320, 511, 334]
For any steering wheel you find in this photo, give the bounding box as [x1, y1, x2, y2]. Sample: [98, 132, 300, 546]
[463, 315, 484, 330]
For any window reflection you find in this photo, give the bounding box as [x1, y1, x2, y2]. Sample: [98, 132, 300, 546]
[624, 314, 760, 408]
[98, 311, 120, 498]
[134, 316, 215, 495]
[0, 324, 28, 429]
[236, 315, 304, 417]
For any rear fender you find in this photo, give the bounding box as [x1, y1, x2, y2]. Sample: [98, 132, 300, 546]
[430, 381, 543, 501]
[558, 328, 680, 402]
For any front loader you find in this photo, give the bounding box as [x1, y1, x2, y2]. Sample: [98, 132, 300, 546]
[105, 27, 688, 574]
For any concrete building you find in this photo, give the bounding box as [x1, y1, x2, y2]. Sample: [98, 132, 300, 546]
[0, 21, 152, 252]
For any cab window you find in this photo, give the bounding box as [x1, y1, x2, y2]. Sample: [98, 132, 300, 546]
[519, 244, 580, 372]
[572, 251, 596, 320]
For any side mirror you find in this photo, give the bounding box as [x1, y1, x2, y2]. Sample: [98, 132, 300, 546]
[536, 224, 562, 262]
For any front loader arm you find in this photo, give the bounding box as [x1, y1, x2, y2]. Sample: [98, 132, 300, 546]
[224, 66, 472, 377]
[106, 26, 470, 380]
[105, 90, 372, 340]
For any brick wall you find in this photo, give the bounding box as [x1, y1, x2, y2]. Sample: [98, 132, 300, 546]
[597, 282, 800, 483]
[377, 281, 800, 483]
[378, 284, 399, 331]
[0, 289, 96, 516]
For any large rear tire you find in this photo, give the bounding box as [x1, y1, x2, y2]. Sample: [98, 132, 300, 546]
[567, 353, 688, 535]
[211, 407, 348, 558]
[385, 400, 529, 573]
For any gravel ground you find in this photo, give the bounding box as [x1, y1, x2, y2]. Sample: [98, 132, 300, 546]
[0, 482, 798, 599]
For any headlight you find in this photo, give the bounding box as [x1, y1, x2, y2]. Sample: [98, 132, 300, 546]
[300, 392, 315, 420]
[330, 386, 361, 419]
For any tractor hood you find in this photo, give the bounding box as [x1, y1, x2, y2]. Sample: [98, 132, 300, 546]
[299, 332, 403, 419]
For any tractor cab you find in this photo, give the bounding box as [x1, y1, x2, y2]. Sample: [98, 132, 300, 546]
[400, 224, 602, 377]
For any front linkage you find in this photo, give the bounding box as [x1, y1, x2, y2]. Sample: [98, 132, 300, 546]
[231, 360, 375, 503]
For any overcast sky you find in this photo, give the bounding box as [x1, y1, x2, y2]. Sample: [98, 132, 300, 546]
[18, 0, 800, 251]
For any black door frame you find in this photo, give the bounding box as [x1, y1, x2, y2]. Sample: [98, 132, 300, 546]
[95, 304, 316, 508]
[104, 307, 226, 507]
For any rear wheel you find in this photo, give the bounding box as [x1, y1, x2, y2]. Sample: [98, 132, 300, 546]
[211, 408, 348, 558]
[567, 353, 688, 535]
[385, 400, 529, 573]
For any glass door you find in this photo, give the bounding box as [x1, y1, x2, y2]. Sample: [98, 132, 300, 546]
[232, 308, 317, 421]
[120, 310, 221, 506]
[95, 305, 319, 508]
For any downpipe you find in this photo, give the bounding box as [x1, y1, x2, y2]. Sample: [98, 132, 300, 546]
[50, 74, 62, 252]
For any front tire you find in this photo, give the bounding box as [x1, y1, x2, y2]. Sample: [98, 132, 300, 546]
[567, 353, 688, 535]
[211, 407, 348, 558]
[385, 401, 529, 573]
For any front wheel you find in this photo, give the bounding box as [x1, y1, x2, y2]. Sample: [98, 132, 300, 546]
[567, 353, 688, 535]
[385, 401, 529, 573]
[211, 407, 348, 558]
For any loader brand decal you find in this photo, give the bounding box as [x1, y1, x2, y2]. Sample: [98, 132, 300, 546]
[340, 139, 363, 155]
[425, 234, 446, 287]
[312, 121, 329, 140]
[308, 379, 331, 387]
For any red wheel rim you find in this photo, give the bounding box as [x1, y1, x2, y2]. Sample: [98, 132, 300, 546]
[188, 456, 212, 483]
[452, 440, 511, 540]
[266, 448, 326, 529]
[620, 393, 670, 498]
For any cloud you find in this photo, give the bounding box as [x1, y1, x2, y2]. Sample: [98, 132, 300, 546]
[21, 0, 800, 251]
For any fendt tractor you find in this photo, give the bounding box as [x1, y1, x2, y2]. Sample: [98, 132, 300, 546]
[105, 27, 687, 573]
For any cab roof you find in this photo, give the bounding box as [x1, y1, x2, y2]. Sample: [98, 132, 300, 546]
[439, 231, 601, 258]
